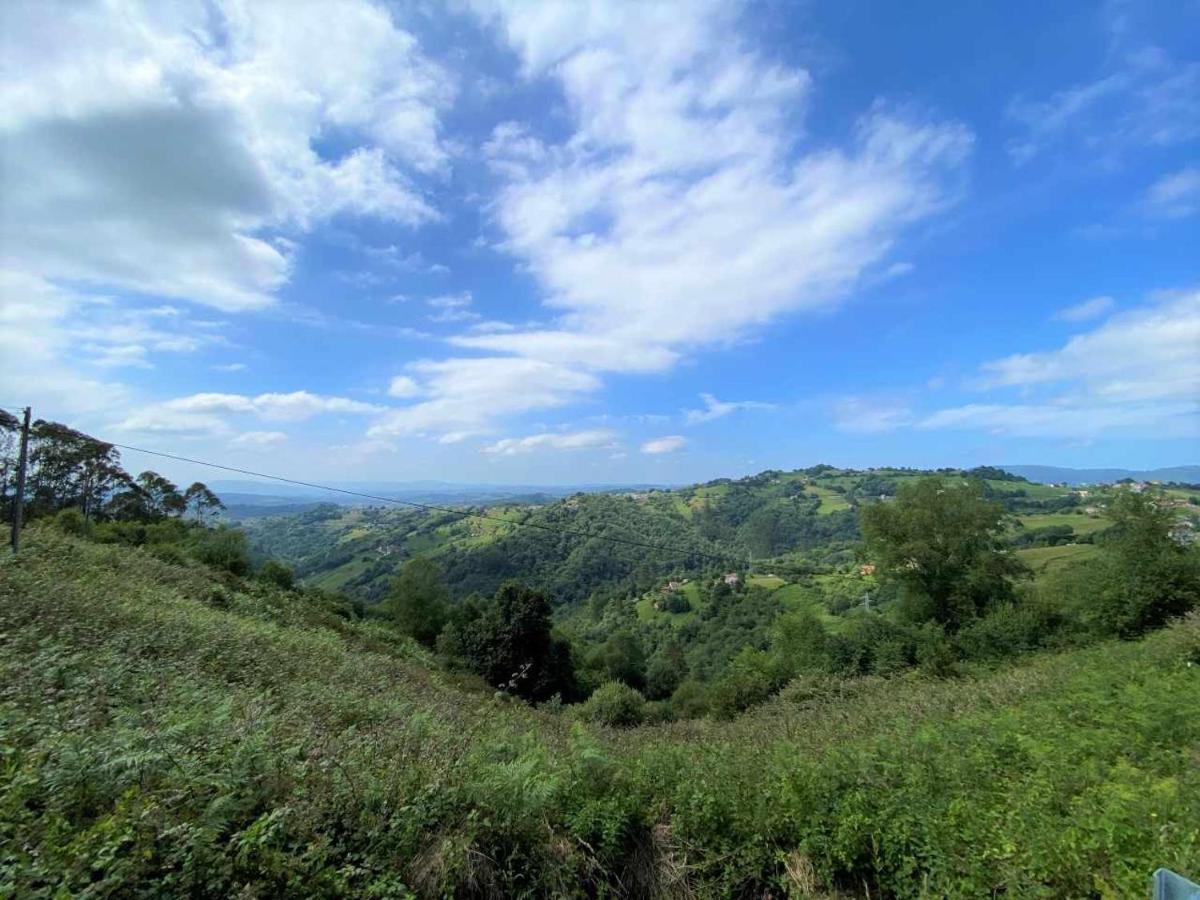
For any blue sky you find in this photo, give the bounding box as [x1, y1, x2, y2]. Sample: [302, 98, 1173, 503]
[1, 0, 1197, 486]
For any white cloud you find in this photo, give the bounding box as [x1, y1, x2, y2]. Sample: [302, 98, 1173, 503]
[427, 293, 474, 310]
[426, 292, 481, 323]
[482, 429, 618, 455]
[392, 1, 970, 440]
[1006, 46, 1200, 164]
[369, 357, 600, 440]
[479, 105, 970, 364]
[919, 401, 1197, 439]
[0, 0, 450, 311]
[924, 288, 1200, 438]
[213, 362, 248, 373]
[1145, 166, 1200, 219]
[118, 390, 383, 436]
[882, 261, 915, 279]
[387, 375, 422, 398]
[232, 430, 288, 447]
[977, 290, 1199, 400]
[684, 392, 773, 424]
[641, 435, 687, 454]
[0, 271, 232, 423]
[363, 245, 450, 274]
[162, 391, 383, 422]
[116, 408, 232, 437]
[832, 396, 914, 434]
[1054, 296, 1116, 322]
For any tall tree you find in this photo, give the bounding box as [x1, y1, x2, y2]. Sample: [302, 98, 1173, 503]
[460, 582, 576, 701]
[388, 556, 450, 646]
[1090, 490, 1200, 637]
[26, 421, 123, 519]
[860, 478, 1027, 631]
[184, 482, 225, 524]
[0, 410, 19, 522]
[135, 471, 186, 520]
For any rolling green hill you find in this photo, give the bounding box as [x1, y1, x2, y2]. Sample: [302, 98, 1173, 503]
[3, 526, 1198, 897]
[243, 465, 1116, 608]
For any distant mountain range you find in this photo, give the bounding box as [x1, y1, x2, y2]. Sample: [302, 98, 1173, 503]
[210, 479, 675, 515]
[1001, 465, 1200, 485]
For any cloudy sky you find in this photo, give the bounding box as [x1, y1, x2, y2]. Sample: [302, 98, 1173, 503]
[1, 0, 1197, 485]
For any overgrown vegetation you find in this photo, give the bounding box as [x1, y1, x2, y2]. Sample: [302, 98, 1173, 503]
[3, 417, 1199, 894]
[1, 526, 1197, 897]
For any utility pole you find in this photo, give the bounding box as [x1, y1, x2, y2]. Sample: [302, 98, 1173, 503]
[10, 406, 30, 554]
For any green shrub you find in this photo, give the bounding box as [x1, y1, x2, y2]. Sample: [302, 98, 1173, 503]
[669, 678, 709, 718]
[956, 599, 1079, 660]
[148, 542, 189, 567]
[52, 507, 90, 537]
[257, 559, 295, 590]
[188, 526, 251, 576]
[707, 659, 775, 720]
[578, 681, 646, 727]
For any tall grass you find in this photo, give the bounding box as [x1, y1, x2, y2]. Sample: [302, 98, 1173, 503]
[2, 527, 1197, 897]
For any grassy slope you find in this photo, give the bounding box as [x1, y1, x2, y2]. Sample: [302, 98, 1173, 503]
[1016, 512, 1112, 535]
[1017, 542, 1103, 577]
[3, 528, 1198, 898]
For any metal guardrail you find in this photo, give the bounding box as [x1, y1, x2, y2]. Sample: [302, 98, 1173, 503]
[1153, 869, 1200, 900]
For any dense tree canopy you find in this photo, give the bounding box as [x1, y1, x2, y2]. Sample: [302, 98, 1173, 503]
[0, 416, 221, 533]
[1089, 490, 1200, 636]
[449, 581, 577, 702]
[861, 478, 1028, 630]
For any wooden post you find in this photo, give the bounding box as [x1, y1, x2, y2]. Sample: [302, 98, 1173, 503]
[10, 407, 30, 554]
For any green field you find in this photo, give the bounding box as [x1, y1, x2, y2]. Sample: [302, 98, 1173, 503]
[773, 581, 844, 627]
[1017, 542, 1102, 576]
[635, 580, 702, 625]
[747, 573, 786, 590]
[1017, 512, 1112, 535]
[806, 484, 851, 515]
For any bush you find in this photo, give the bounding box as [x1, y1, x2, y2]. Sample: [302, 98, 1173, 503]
[579, 681, 646, 727]
[188, 526, 251, 576]
[52, 508, 90, 537]
[644, 648, 686, 700]
[148, 543, 189, 567]
[658, 592, 691, 613]
[956, 600, 1078, 660]
[4, 530, 1199, 897]
[669, 679, 709, 718]
[707, 656, 776, 720]
[258, 559, 295, 590]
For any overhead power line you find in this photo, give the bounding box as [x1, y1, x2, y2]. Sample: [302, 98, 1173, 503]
[0, 403, 745, 566]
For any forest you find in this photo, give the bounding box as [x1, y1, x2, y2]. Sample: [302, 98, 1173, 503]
[1, 414, 1198, 896]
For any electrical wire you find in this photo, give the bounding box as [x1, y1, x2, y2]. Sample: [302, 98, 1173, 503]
[0, 403, 747, 566]
[106, 441, 742, 566]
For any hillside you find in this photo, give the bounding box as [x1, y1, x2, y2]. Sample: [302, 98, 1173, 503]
[243, 465, 1131, 606]
[2, 526, 1198, 897]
